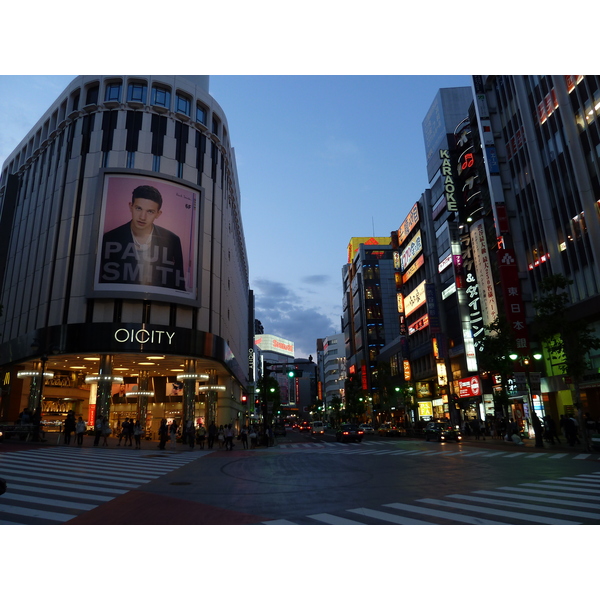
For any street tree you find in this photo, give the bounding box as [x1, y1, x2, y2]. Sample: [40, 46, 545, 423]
[343, 374, 367, 422]
[532, 274, 600, 450]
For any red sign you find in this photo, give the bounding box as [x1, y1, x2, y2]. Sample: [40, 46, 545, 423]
[457, 376, 481, 398]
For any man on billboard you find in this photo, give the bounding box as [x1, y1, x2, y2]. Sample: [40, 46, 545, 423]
[99, 185, 186, 290]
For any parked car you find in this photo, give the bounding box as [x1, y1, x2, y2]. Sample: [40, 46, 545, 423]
[311, 421, 326, 435]
[377, 423, 401, 437]
[335, 423, 364, 443]
[424, 421, 462, 442]
[358, 424, 375, 434]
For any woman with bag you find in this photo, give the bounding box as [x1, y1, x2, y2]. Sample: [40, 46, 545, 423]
[133, 419, 143, 449]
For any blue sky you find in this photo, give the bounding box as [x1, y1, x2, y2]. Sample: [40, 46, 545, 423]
[0, 74, 472, 357]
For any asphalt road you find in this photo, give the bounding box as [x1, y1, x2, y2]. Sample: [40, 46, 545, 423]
[1, 429, 599, 525]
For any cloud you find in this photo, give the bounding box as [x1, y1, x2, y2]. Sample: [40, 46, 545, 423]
[253, 278, 339, 357]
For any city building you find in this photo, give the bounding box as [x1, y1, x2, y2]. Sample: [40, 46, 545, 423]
[468, 75, 600, 420]
[342, 236, 399, 421]
[316, 333, 346, 422]
[0, 75, 251, 436]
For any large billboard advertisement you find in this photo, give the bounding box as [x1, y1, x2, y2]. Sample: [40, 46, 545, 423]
[93, 173, 199, 301]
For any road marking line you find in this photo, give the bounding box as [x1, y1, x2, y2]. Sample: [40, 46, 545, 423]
[446, 493, 600, 520]
[548, 454, 569, 459]
[262, 519, 298, 525]
[417, 498, 580, 524]
[348, 507, 433, 525]
[1, 492, 97, 511]
[0, 503, 74, 522]
[574, 454, 592, 460]
[384, 502, 504, 525]
[307, 513, 367, 525]
[473, 490, 600, 510]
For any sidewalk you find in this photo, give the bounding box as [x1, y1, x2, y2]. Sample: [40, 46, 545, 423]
[450, 433, 598, 454]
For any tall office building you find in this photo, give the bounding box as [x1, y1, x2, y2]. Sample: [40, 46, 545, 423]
[470, 75, 600, 417]
[0, 75, 250, 434]
[316, 333, 346, 419]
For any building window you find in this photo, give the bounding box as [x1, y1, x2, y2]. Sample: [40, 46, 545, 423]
[104, 82, 122, 102]
[176, 93, 191, 116]
[151, 85, 171, 109]
[127, 82, 147, 104]
[152, 155, 161, 172]
[85, 85, 99, 106]
[126, 151, 135, 168]
[196, 104, 207, 125]
[212, 116, 220, 136]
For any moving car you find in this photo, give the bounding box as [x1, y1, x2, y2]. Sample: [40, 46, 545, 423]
[335, 423, 364, 443]
[273, 423, 286, 436]
[424, 421, 462, 442]
[311, 421, 326, 435]
[358, 424, 375, 434]
[299, 421, 311, 431]
[377, 423, 401, 437]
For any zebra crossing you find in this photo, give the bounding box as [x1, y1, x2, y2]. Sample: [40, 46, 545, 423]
[274, 441, 598, 461]
[0, 446, 205, 525]
[263, 472, 600, 525]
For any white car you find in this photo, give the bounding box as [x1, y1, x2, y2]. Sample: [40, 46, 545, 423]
[311, 421, 325, 435]
[359, 424, 375, 434]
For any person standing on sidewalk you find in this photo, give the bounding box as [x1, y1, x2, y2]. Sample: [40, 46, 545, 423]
[158, 418, 169, 450]
[186, 420, 196, 449]
[93, 414, 103, 446]
[224, 423, 235, 450]
[64, 410, 76, 445]
[75, 416, 87, 446]
[207, 421, 217, 449]
[531, 412, 544, 448]
[197, 424, 206, 449]
[133, 420, 143, 449]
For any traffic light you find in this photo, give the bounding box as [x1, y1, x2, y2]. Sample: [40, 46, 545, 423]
[241, 395, 247, 405]
[287, 368, 303, 378]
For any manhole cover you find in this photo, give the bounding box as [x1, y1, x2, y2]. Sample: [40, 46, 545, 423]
[169, 481, 191, 486]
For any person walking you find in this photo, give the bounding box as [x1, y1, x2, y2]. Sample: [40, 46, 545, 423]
[240, 425, 248, 449]
[186, 420, 195, 449]
[169, 420, 178, 449]
[249, 426, 258, 449]
[225, 424, 235, 450]
[101, 417, 111, 446]
[75, 416, 87, 446]
[207, 421, 217, 449]
[543, 415, 561, 444]
[196, 424, 206, 449]
[158, 418, 169, 450]
[117, 417, 130, 446]
[133, 420, 143, 449]
[217, 425, 225, 449]
[93, 414, 103, 446]
[64, 410, 76, 445]
[565, 416, 580, 447]
[531, 412, 544, 448]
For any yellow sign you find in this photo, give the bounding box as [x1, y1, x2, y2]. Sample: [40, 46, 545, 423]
[347, 237, 390, 263]
[418, 401, 433, 417]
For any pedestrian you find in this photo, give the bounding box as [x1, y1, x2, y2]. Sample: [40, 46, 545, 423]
[196, 424, 206, 449]
[225, 424, 235, 450]
[240, 425, 248, 449]
[158, 418, 169, 450]
[472, 418, 481, 440]
[75, 416, 87, 446]
[207, 421, 217, 449]
[169, 419, 178, 448]
[101, 417, 111, 446]
[133, 420, 143, 449]
[64, 410, 76, 445]
[508, 419, 524, 445]
[117, 417, 130, 446]
[559, 414, 569, 439]
[543, 415, 561, 444]
[218, 425, 225, 449]
[249, 427, 258, 449]
[93, 414, 103, 446]
[531, 412, 544, 448]
[565, 416, 579, 447]
[186, 420, 196, 449]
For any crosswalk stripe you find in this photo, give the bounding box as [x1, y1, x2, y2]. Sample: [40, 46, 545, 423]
[347, 507, 434, 525]
[554, 477, 600, 487]
[502, 485, 600, 501]
[0, 503, 75, 522]
[574, 454, 592, 460]
[417, 498, 580, 524]
[446, 493, 600, 520]
[7, 482, 114, 502]
[383, 502, 504, 525]
[262, 519, 298, 525]
[473, 490, 600, 510]
[307, 513, 367, 525]
[0, 469, 132, 494]
[548, 453, 569, 459]
[538, 480, 600, 492]
[525, 454, 543, 459]
[502, 453, 527, 458]
[1, 492, 98, 511]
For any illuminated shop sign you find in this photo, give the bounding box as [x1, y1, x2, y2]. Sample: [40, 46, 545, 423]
[400, 230, 422, 271]
[408, 314, 429, 335]
[438, 253, 452, 273]
[397, 203, 420, 245]
[402, 254, 424, 283]
[255, 334, 295, 357]
[460, 230, 485, 352]
[403, 359, 411, 381]
[439, 149, 458, 212]
[393, 251, 401, 270]
[347, 237, 390, 263]
[115, 328, 175, 344]
[537, 89, 558, 125]
[457, 375, 481, 398]
[470, 220, 498, 326]
[441, 282, 456, 299]
[404, 280, 427, 317]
